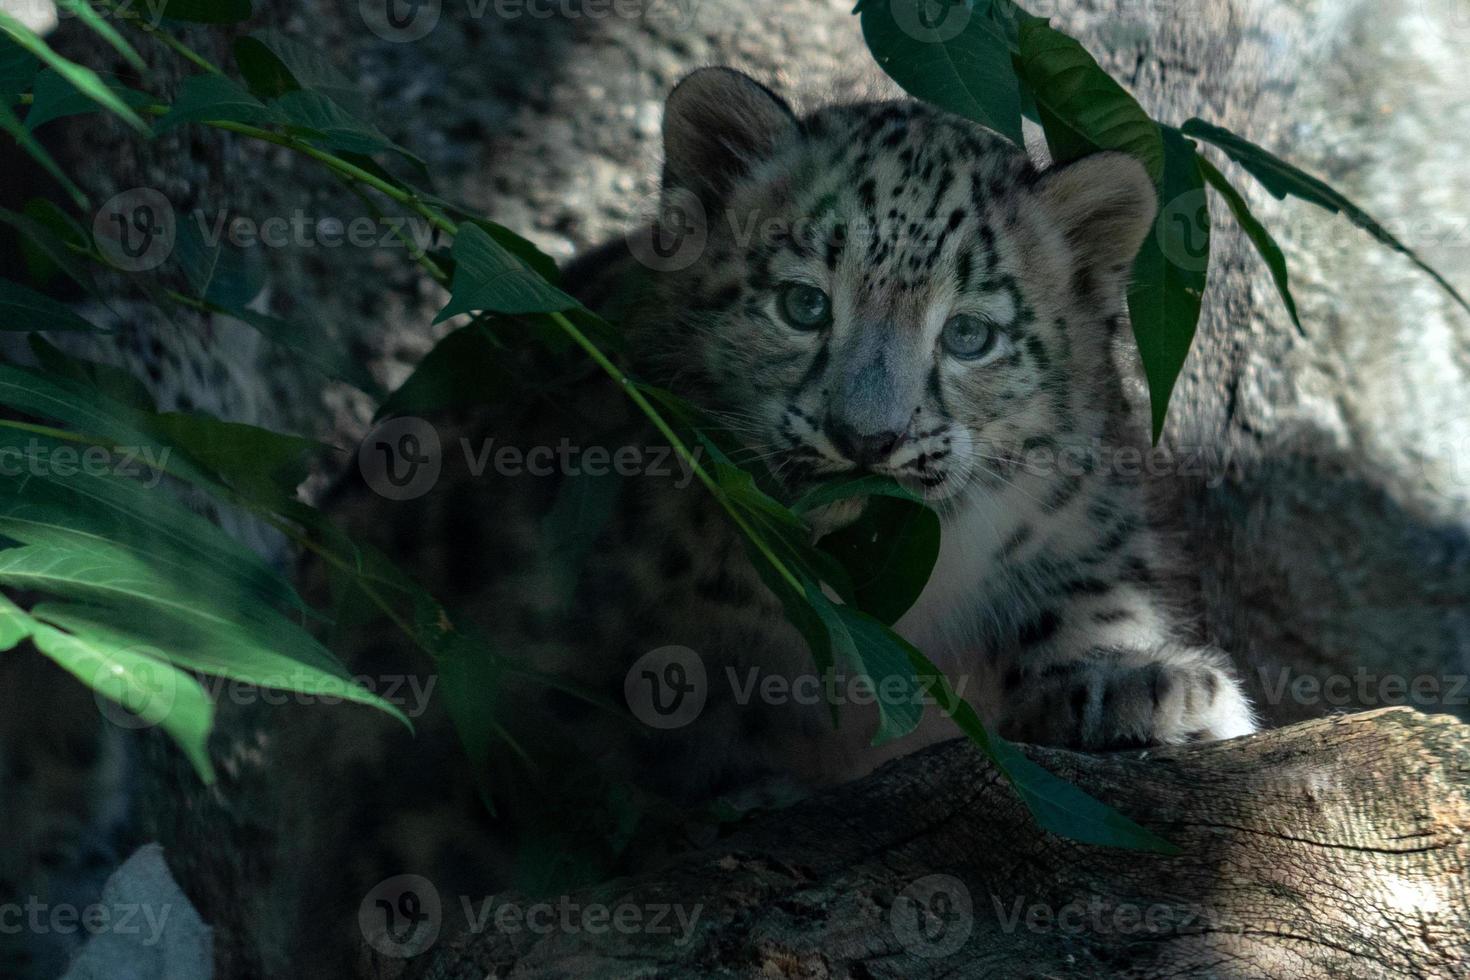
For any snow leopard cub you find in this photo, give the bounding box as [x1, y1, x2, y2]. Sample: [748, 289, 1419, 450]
[614, 66, 1256, 752]
[332, 67, 1256, 824]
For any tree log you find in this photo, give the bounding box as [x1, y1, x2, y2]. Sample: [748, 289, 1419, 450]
[384, 708, 1469, 979]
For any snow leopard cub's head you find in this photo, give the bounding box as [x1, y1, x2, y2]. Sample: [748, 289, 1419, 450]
[632, 67, 1158, 510]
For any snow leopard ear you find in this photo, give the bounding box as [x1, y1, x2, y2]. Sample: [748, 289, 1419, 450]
[1034, 152, 1159, 296]
[662, 67, 798, 202]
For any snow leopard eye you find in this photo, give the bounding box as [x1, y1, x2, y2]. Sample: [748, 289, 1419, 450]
[941, 313, 1001, 361]
[777, 283, 831, 330]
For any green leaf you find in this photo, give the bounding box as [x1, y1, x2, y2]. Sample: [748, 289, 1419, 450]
[30, 617, 217, 781]
[906, 648, 1178, 852]
[0, 13, 148, 131]
[1181, 117, 1470, 319]
[271, 88, 423, 166]
[0, 542, 408, 729]
[437, 223, 580, 320]
[465, 220, 561, 284]
[808, 591, 923, 745]
[0, 362, 225, 491]
[790, 475, 940, 626]
[0, 371, 326, 616]
[141, 412, 321, 502]
[858, 0, 1024, 144]
[744, 547, 835, 688]
[0, 102, 88, 207]
[375, 320, 510, 419]
[373, 315, 552, 420]
[0, 591, 35, 650]
[790, 472, 924, 515]
[1127, 127, 1208, 440]
[234, 309, 384, 396]
[23, 197, 91, 244]
[0, 203, 101, 296]
[271, 88, 383, 151]
[695, 430, 870, 604]
[172, 213, 266, 308]
[29, 335, 156, 411]
[55, 0, 146, 71]
[156, 0, 253, 24]
[698, 435, 856, 595]
[1015, 17, 1163, 181]
[818, 494, 939, 626]
[0, 277, 104, 332]
[155, 73, 277, 135]
[0, 33, 39, 101]
[1196, 155, 1301, 336]
[238, 30, 371, 119]
[989, 738, 1180, 853]
[35, 601, 407, 731]
[232, 35, 296, 101]
[0, 427, 308, 616]
[698, 435, 807, 537]
[25, 66, 150, 132]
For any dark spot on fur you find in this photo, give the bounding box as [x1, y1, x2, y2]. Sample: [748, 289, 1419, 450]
[1119, 555, 1155, 584]
[996, 524, 1033, 560]
[1024, 335, 1051, 372]
[1043, 474, 1084, 512]
[1017, 609, 1061, 648]
[1061, 576, 1111, 596]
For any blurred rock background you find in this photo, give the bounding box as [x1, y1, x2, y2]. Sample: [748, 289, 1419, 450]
[2, 0, 1468, 975]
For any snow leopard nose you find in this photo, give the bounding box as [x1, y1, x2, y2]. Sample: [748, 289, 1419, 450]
[826, 420, 902, 468]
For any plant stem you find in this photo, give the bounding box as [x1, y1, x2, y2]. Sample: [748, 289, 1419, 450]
[95, 0, 224, 76]
[343, 179, 449, 284]
[547, 311, 807, 595]
[205, 119, 454, 233]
